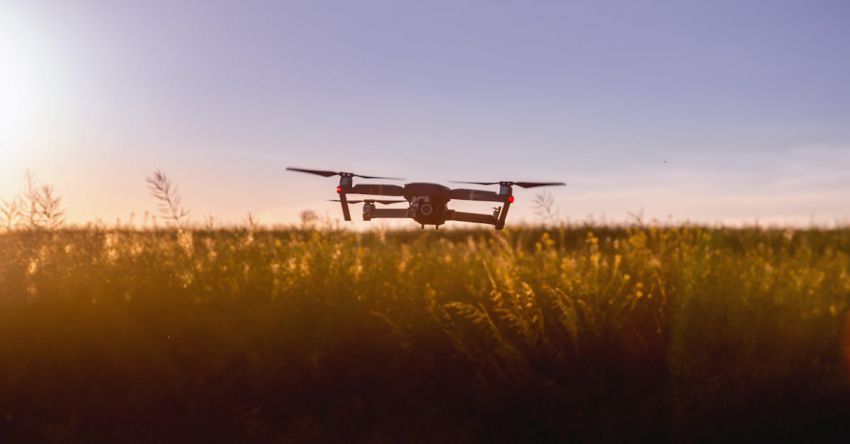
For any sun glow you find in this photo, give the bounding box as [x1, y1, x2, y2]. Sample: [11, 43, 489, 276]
[0, 9, 65, 180]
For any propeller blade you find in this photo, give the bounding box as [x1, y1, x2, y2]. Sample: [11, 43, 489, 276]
[287, 166, 403, 180]
[451, 181, 500, 186]
[329, 199, 406, 205]
[373, 199, 407, 205]
[513, 181, 566, 188]
[353, 174, 405, 180]
[286, 167, 340, 177]
[451, 180, 565, 188]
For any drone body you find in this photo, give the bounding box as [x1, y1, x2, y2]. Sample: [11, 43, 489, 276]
[287, 167, 565, 230]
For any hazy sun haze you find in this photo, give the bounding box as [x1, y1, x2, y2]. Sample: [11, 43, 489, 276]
[1, 0, 849, 227]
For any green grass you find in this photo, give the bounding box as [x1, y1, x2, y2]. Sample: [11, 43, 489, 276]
[1, 225, 850, 441]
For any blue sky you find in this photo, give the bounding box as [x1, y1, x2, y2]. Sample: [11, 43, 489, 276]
[2, 0, 849, 227]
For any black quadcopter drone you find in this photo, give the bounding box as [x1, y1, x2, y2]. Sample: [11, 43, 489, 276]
[287, 167, 565, 230]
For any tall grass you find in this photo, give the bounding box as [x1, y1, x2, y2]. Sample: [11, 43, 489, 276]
[1, 225, 849, 441]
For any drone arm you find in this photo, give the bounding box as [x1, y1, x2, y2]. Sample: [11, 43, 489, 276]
[449, 189, 502, 202]
[447, 210, 497, 226]
[496, 200, 511, 230]
[337, 190, 352, 221]
[449, 188, 512, 229]
[348, 184, 405, 197]
[365, 208, 409, 220]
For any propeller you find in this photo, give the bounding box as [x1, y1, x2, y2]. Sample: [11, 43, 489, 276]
[451, 180, 565, 189]
[287, 166, 403, 180]
[329, 199, 407, 205]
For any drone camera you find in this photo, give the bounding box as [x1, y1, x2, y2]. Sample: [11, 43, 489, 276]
[419, 203, 434, 216]
[411, 196, 434, 217]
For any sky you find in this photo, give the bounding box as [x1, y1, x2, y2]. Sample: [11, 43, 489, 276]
[1, 0, 849, 228]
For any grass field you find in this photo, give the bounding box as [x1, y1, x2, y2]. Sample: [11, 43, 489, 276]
[2, 225, 850, 442]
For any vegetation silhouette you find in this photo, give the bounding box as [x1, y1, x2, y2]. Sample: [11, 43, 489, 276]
[0, 171, 849, 441]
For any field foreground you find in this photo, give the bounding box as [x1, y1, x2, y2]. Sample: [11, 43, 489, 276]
[2, 226, 850, 442]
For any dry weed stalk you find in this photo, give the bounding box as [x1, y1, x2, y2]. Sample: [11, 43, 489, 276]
[0, 196, 24, 231]
[244, 212, 261, 231]
[533, 190, 560, 225]
[146, 169, 190, 228]
[20, 171, 66, 229]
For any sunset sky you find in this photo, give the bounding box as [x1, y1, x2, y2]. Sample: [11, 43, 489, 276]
[2, 0, 849, 227]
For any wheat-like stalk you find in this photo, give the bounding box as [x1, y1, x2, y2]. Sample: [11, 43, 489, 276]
[0, 196, 24, 231]
[146, 169, 190, 229]
[533, 190, 560, 225]
[20, 171, 66, 230]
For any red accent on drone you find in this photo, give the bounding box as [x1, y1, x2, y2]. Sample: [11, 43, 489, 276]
[336, 185, 342, 193]
[507, 196, 515, 203]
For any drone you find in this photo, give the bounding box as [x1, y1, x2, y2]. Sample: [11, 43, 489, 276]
[287, 167, 565, 230]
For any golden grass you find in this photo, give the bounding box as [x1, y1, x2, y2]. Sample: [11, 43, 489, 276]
[1, 225, 849, 441]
